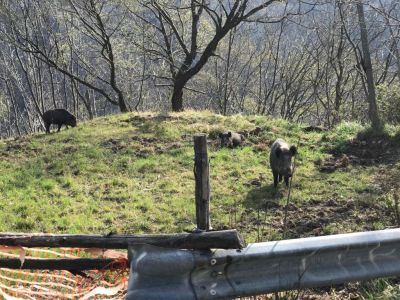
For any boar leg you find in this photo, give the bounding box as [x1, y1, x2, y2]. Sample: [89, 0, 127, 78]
[278, 174, 283, 182]
[57, 124, 62, 132]
[284, 176, 290, 187]
[45, 122, 50, 134]
[273, 171, 279, 188]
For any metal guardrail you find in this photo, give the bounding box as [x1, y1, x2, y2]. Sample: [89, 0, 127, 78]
[127, 228, 400, 300]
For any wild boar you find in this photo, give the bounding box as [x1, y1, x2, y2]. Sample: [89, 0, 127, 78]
[219, 132, 245, 148]
[269, 138, 297, 187]
[42, 109, 77, 134]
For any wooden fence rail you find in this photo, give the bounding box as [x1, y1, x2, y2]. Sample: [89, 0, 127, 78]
[0, 230, 244, 250]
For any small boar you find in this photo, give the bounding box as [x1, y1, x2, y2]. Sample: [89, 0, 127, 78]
[219, 131, 245, 148]
[42, 109, 77, 134]
[270, 139, 297, 188]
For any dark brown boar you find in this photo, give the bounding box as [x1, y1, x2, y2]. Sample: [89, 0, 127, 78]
[219, 132, 245, 148]
[42, 109, 77, 134]
[270, 138, 297, 188]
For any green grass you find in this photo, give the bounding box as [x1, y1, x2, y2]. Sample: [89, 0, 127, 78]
[358, 278, 400, 300]
[0, 111, 398, 241]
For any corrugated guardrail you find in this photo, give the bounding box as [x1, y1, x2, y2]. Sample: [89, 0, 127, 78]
[127, 228, 400, 300]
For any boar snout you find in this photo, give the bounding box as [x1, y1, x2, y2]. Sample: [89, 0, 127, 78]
[69, 118, 77, 127]
[281, 167, 293, 178]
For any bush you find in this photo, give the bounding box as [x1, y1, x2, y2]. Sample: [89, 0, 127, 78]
[377, 83, 400, 124]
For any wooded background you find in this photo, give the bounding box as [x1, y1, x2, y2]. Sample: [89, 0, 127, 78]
[0, 0, 398, 136]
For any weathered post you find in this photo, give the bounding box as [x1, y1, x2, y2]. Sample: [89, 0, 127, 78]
[193, 134, 211, 231]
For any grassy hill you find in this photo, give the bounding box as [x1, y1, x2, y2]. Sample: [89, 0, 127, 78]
[1, 111, 400, 298]
[0, 111, 399, 237]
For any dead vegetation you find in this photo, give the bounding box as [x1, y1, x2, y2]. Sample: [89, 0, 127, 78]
[317, 130, 400, 172]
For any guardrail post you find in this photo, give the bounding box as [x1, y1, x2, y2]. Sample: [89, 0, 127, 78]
[127, 244, 198, 300]
[194, 134, 211, 231]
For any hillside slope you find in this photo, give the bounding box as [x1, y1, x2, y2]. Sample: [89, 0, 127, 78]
[2, 111, 400, 298]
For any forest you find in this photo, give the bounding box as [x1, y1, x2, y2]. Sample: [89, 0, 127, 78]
[0, 0, 398, 137]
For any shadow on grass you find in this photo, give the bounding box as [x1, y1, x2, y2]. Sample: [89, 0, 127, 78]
[326, 128, 400, 166]
[126, 113, 175, 135]
[244, 184, 286, 210]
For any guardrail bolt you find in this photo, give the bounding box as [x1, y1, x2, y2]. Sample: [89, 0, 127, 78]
[210, 258, 217, 265]
[211, 271, 224, 277]
[210, 289, 217, 296]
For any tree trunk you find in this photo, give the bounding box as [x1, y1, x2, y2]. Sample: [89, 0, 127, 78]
[117, 91, 129, 113]
[223, 30, 234, 115]
[357, 2, 383, 130]
[171, 81, 185, 112]
[84, 90, 94, 120]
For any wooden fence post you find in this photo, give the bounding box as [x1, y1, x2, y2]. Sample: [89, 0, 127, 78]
[193, 134, 211, 231]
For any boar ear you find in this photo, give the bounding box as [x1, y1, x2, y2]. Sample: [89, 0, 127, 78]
[228, 132, 232, 137]
[290, 145, 297, 156]
[275, 147, 282, 158]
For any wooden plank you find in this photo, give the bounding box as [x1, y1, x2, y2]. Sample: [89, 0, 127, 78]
[0, 230, 245, 250]
[193, 134, 211, 231]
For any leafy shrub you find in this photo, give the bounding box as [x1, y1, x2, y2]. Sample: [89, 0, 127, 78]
[377, 83, 400, 124]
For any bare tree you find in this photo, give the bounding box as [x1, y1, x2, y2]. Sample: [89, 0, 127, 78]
[134, 0, 285, 111]
[375, 0, 400, 83]
[0, 0, 130, 113]
[356, 2, 382, 130]
[66, 0, 129, 112]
